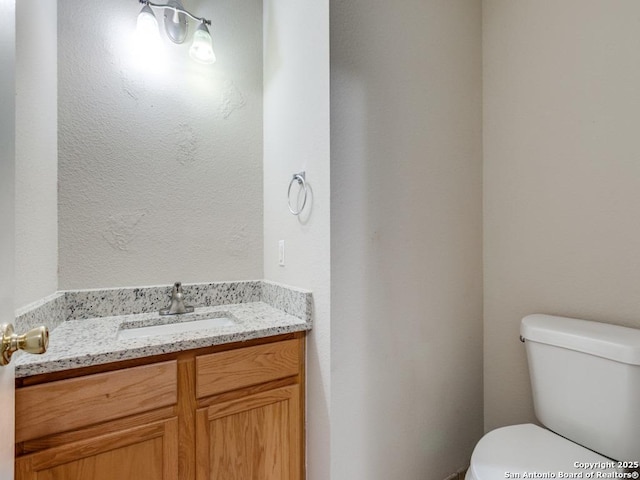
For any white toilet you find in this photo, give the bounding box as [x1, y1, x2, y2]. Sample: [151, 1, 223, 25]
[467, 314, 640, 480]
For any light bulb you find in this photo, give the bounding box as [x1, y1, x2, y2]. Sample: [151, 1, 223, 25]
[136, 4, 161, 45]
[189, 23, 216, 64]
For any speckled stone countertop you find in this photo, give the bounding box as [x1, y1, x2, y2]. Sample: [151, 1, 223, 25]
[15, 281, 312, 378]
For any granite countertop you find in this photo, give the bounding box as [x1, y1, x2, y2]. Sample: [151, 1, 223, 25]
[14, 281, 312, 378]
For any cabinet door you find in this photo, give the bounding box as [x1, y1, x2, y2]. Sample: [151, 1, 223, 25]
[16, 417, 178, 480]
[196, 385, 301, 480]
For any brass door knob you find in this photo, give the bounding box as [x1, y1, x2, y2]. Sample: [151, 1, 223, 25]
[0, 324, 49, 366]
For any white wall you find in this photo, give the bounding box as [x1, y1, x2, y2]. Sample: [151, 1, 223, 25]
[484, 0, 640, 431]
[262, 0, 330, 478]
[15, 0, 58, 308]
[330, 1, 483, 478]
[57, 0, 263, 289]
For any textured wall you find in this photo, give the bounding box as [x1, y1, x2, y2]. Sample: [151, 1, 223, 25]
[58, 0, 263, 289]
[15, 0, 58, 308]
[262, 0, 330, 478]
[484, 0, 640, 431]
[330, 0, 483, 478]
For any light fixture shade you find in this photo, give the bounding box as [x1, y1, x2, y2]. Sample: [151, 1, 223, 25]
[136, 5, 161, 44]
[164, 0, 188, 44]
[189, 23, 216, 64]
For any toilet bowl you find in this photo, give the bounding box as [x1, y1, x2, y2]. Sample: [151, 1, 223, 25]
[467, 314, 640, 480]
[465, 424, 615, 480]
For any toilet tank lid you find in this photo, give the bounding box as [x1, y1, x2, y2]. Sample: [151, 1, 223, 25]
[521, 314, 640, 365]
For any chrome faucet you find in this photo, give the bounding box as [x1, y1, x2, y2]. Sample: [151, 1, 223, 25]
[159, 282, 194, 315]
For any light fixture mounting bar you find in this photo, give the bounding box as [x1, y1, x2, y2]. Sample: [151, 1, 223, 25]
[138, 0, 211, 25]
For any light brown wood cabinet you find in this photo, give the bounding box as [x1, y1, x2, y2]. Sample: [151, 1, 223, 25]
[15, 333, 305, 480]
[195, 385, 301, 480]
[16, 418, 179, 480]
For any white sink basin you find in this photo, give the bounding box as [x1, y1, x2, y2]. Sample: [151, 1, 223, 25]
[118, 316, 236, 340]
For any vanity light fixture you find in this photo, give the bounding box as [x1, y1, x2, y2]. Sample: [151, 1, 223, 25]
[136, 0, 216, 64]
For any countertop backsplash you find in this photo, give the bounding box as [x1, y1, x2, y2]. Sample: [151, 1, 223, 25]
[15, 292, 67, 335]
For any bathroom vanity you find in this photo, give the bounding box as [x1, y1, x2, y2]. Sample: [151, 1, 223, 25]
[13, 281, 311, 480]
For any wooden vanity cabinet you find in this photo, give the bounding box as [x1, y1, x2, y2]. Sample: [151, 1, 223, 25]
[195, 385, 301, 480]
[194, 339, 302, 480]
[14, 333, 305, 480]
[16, 418, 179, 480]
[15, 360, 180, 480]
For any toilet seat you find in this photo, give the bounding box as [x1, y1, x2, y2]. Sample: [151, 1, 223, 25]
[466, 424, 616, 480]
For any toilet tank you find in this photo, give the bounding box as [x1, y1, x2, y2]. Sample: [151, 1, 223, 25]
[521, 314, 640, 461]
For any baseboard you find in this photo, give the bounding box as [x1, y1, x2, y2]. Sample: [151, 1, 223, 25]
[443, 466, 468, 480]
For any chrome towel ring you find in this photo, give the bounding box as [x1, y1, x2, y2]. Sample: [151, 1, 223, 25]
[287, 171, 308, 215]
